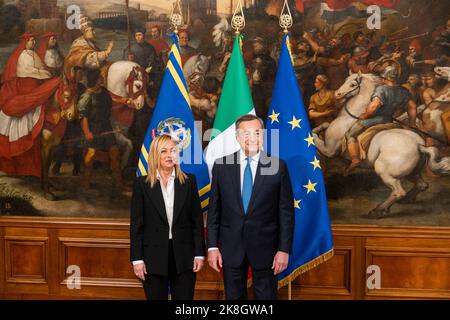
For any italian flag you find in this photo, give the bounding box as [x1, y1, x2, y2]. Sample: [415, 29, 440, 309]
[205, 34, 255, 173]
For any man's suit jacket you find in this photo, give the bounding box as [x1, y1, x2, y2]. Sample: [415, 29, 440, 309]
[207, 151, 294, 269]
[130, 174, 205, 276]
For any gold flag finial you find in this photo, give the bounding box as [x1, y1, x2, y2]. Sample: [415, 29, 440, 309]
[279, 0, 293, 33]
[170, 0, 183, 34]
[231, 0, 245, 35]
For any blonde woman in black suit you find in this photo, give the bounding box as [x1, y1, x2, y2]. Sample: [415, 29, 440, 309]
[130, 134, 205, 300]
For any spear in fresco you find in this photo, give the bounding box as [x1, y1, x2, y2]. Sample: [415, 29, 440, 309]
[125, 0, 132, 59]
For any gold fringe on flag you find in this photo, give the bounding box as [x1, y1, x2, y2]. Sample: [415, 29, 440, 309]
[277, 248, 334, 289]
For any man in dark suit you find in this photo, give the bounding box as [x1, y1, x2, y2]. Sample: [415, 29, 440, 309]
[207, 114, 294, 300]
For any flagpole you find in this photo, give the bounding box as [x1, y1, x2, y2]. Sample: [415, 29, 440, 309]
[280, 0, 294, 300]
[288, 280, 292, 300]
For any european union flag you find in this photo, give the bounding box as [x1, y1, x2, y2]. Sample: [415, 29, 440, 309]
[136, 34, 210, 209]
[265, 33, 334, 287]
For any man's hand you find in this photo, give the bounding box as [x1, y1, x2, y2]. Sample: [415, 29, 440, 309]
[272, 251, 289, 275]
[207, 249, 223, 273]
[133, 262, 147, 281]
[193, 258, 204, 273]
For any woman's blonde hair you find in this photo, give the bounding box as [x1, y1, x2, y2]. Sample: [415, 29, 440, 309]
[145, 134, 188, 187]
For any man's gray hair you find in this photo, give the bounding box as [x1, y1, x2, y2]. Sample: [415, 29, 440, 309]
[235, 114, 265, 131]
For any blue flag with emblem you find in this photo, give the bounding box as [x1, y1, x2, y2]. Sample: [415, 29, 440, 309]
[265, 33, 334, 288]
[136, 34, 210, 209]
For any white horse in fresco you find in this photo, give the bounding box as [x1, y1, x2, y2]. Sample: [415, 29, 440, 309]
[312, 72, 450, 218]
[182, 54, 218, 119]
[183, 54, 211, 87]
[107, 61, 145, 169]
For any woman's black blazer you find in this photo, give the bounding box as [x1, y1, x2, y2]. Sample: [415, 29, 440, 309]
[130, 174, 205, 276]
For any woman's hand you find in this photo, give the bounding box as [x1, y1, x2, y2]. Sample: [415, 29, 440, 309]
[193, 258, 204, 273]
[133, 262, 147, 280]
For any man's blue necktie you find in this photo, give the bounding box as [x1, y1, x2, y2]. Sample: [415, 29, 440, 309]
[242, 157, 253, 214]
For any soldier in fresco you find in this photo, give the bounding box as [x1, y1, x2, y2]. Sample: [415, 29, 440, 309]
[293, 39, 318, 104]
[308, 74, 340, 129]
[303, 31, 350, 90]
[420, 71, 437, 107]
[351, 31, 382, 62]
[405, 39, 424, 75]
[348, 46, 371, 74]
[343, 66, 418, 176]
[402, 74, 422, 106]
[77, 69, 123, 193]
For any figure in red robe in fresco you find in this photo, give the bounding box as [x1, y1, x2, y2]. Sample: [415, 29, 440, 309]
[0, 32, 61, 177]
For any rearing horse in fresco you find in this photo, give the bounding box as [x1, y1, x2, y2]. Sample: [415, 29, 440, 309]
[312, 72, 450, 218]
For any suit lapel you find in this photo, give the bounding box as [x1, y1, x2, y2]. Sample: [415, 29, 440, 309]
[143, 180, 169, 225]
[246, 153, 269, 216]
[172, 178, 187, 225]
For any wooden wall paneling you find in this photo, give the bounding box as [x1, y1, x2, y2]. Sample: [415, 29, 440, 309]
[280, 235, 355, 300]
[48, 228, 59, 295]
[365, 235, 450, 299]
[3, 227, 50, 295]
[5, 239, 47, 283]
[0, 218, 450, 300]
[56, 227, 144, 299]
[353, 235, 367, 300]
